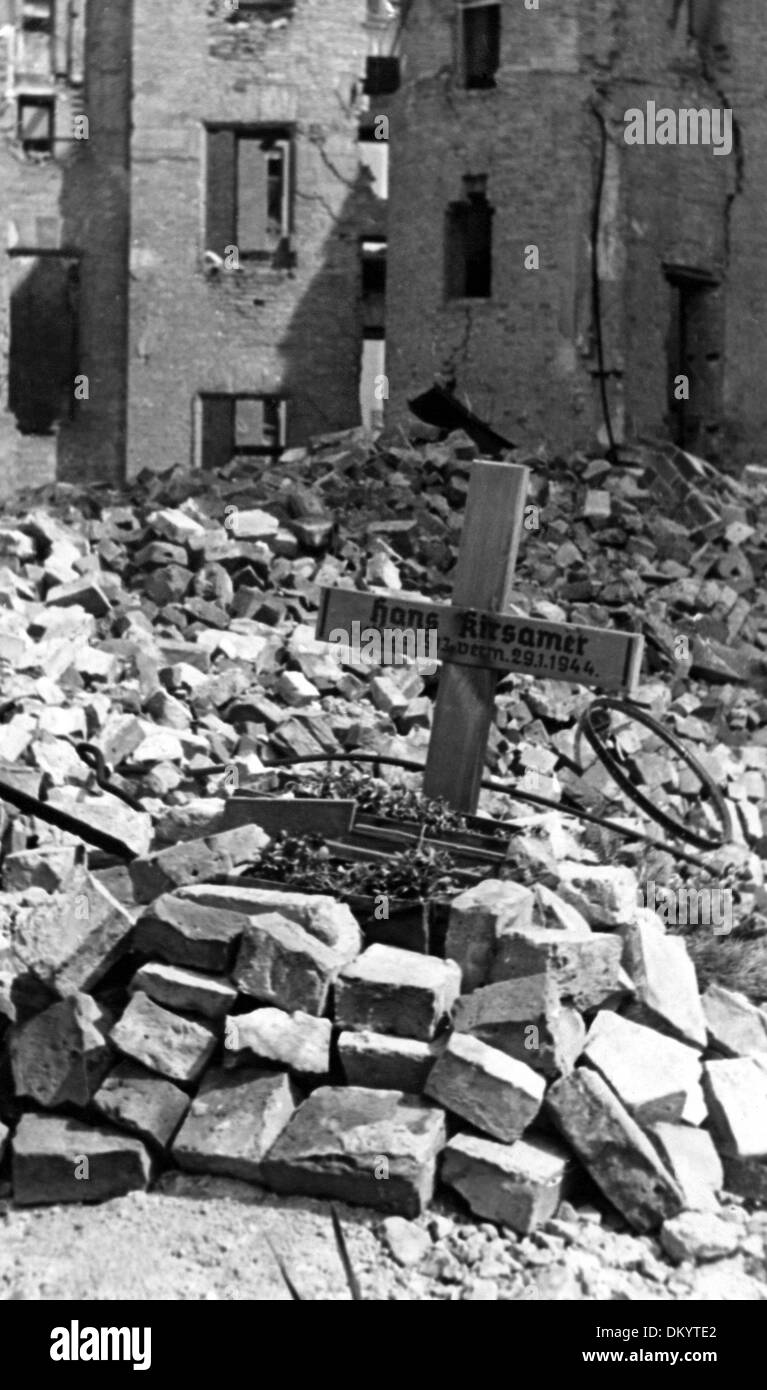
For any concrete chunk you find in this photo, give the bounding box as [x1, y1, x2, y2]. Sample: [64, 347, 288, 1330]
[225, 1007, 331, 1076]
[660, 1212, 739, 1265]
[336, 945, 460, 1041]
[130, 962, 236, 1020]
[261, 1086, 446, 1217]
[176, 884, 362, 961]
[11, 867, 135, 996]
[338, 1030, 439, 1093]
[12, 1114, 151, 1205]
[129, 825, 269, 904]
[233, 912, 343, 1016]
[133, 894, 247, 973]
[547, 1068, 684, 1232]
[703, 1057, 767, 1158]
[172, 1068, 296, 1181]
[583, 1010, 701, 1126]
[110, 991, 217, 1084]
[92, 1061, 190, 1149]
[442, 1132, 570, 1233]
[446, 879, 534, 992]
[554, 862, 640, 926]
[702, 983, 767, 1059]
[425, 1033, 544, 1143]
[10, 992, 112, 1108]
[452, 973, 585, 1077]
[490, 928, 622, 1011]
[648, 1123, 724, 1213]
[619, 916, 707, 1048]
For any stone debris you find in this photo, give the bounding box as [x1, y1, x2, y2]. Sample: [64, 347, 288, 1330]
[92, 1060, 191, 1149]
[648, 1123, 724, 1213]
[338, 1030, 439, 1092]
[12, 1114, 151, 1206]
[703, 1058, 767, 1159]
[232, 912, 348, 1016]
[702, 982, 767, 1060]
[452, 974, 585, 1077]
[619, 915, 708, 1049]
[442, 1132, 571, 1234]
[547, 1068, 685, 1232]
[261, 1087, 447, 1217]
[110, 990, 217, 1084]
[425, 1033, 545, 1143]
[224, 1006, 332, 1076]
[1, 435, 767, 1276]
[582, 1010, 702, 1126]
[130, 962, 237, 1020]
[172, 1068, 296, 1181]
[380, 1215, 432, 1267]
[336, 944, 460, 1041]
[660, 1211, 740, 1264]
[10, 992, 112, 1109]
[445, 880, 534, 992]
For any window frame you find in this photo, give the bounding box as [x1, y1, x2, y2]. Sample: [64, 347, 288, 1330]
[17, 94, 55, 153]
[458, 1, 502, 91]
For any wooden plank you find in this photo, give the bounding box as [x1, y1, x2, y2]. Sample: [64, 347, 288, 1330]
[222, 798, 356, 837]
[316, 588, 644, 693]
[424, 461, 529, 811]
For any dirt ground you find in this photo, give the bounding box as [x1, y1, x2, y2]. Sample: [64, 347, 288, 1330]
[2, 1175, 767, 1302]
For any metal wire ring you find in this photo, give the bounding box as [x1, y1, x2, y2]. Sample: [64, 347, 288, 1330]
[575, 696, 733, 852]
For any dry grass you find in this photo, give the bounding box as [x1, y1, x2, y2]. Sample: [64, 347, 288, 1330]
[676, 927, 767, 1003]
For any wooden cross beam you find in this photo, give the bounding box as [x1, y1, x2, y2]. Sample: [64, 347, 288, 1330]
[315, 461, 644, 813]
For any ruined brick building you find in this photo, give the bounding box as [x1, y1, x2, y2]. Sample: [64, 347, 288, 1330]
[386, 0, 767, 462]
[2, 0, 767, 483]
[0, 0, 392, 484]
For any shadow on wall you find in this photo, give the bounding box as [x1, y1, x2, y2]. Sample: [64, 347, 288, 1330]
[6, 0, 132, 484]
[9, 255, 79, 437]
[274, 166, 384, 445]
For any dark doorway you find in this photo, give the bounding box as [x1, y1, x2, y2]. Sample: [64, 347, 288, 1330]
[9, 253, 79, 435]
[199, 393, 287, 469]
[665, 267, 724, 455]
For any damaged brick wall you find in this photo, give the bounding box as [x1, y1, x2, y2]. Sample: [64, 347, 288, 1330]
[127, 0, 387, 477]
[0, 0, 131, 488]
[386, 0, 762, 463]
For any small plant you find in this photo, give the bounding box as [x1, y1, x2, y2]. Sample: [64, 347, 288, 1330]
[253, 831, 464, 899]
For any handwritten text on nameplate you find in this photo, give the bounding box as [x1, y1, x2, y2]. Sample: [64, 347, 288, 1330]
[316, 589, 644, 694]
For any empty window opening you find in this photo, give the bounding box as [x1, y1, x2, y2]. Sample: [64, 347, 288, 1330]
[18, 96, 54, 153]
[361, 238, 387, 297]
[360, 336, 386, 433]
[206, 126, 293, 264]
[460, 3, 501, 90]
[21, 0, 54, 33]
[364, 55, 400, 95]
[199, 394, 287, 470]
[9, 254, 79, 435]
[358, 118, 389, 199]
[665, 267, 723, 455]
[445, 179, 493, 298]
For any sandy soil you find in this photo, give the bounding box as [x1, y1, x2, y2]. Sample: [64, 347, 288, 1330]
[2, 1175, 767, 1302]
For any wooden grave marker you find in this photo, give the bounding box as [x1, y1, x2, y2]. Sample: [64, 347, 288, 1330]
[315, 461, 644, 812]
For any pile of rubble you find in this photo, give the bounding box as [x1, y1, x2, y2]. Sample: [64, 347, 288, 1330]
[0, 427, 766, 1277]
[2, 856, 767, 1269]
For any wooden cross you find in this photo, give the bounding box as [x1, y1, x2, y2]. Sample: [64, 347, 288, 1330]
[315, 461, 644, 813]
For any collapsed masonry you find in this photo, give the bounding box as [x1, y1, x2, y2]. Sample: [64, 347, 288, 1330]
[0, 429, 765, 1269]
[4, 851, 767, 1261]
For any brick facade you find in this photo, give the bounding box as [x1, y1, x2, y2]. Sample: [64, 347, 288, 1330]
[126, 0, 387, 476]
[386, 0, 763, 464]
[0, 0, 131, 488]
